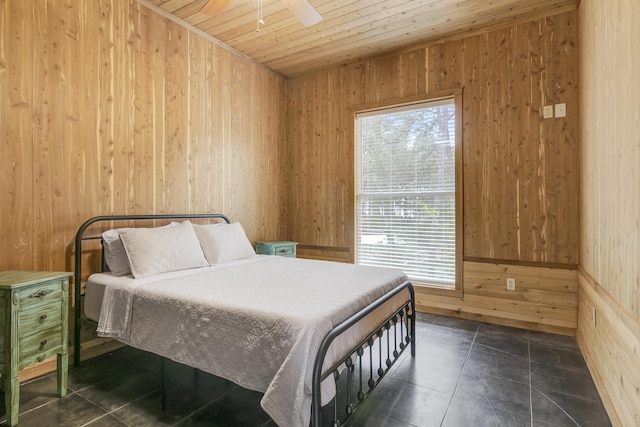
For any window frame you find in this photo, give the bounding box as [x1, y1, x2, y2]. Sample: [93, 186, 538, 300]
[352, 90, 463, 295]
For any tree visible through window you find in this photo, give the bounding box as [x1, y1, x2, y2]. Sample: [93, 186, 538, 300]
[355, 97, 459, 288]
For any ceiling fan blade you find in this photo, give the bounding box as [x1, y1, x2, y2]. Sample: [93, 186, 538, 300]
[281, 0, 322, 27]
[200, 0, 234, 17]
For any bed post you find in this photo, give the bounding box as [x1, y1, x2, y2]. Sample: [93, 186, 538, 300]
[410, 284, 416, 357]
[311, 281, 415, 427]
[73, 217, 94, 368]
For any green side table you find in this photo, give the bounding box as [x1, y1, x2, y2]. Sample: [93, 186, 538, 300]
[0, 271, 71, 426]
[255, 241, 298, 258]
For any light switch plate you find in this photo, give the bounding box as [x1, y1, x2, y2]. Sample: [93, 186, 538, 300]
[555, 103, 566, 118]
[543, 105, 554, 119]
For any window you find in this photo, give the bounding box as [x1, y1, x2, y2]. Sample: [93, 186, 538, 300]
[355, 95, 461, 290]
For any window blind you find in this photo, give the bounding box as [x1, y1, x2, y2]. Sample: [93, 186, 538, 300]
[355, 98, 457, 287]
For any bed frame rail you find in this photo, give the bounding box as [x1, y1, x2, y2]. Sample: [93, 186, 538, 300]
[312, 280, 415, 427]
[73, 213, 231, 367]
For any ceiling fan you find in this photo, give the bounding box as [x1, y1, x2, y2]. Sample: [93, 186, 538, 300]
[200, 0, 322, 27]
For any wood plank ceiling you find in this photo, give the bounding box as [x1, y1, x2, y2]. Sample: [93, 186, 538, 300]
[144, 0, 578, 76]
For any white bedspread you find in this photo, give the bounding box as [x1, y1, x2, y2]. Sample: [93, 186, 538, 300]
[89, 256, 409, 427]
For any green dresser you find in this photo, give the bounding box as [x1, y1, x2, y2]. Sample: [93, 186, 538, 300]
[0, 271, 71, 426]
[255, 241, 298, 258]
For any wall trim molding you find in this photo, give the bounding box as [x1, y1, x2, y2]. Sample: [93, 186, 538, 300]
[577, 267, 639, 427]
[577, 266, 640, 343]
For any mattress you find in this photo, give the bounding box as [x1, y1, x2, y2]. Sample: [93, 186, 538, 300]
[85, 255, 410, 427]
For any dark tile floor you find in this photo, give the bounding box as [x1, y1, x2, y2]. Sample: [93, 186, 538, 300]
[1, 313, 611, 426]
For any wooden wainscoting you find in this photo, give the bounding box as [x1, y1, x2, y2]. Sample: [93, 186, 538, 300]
[577, 269, 640, 427]
[296, 245, 351, 263]
[416, 261, 578, 335]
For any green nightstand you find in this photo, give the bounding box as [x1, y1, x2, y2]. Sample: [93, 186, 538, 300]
[0, 270, 71, 426]
[255, 241, 298, 258]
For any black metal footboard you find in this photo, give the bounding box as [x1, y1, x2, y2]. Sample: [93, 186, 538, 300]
[312, 280, 415, 427]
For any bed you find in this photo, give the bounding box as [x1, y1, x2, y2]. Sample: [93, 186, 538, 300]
[73, 214, 415, 427]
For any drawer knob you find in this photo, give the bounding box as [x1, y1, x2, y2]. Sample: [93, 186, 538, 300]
[31, 289, 53, 299]
[39, 340, 48, 349]
[39, 314, 47, 323]
[37, 355, 46, 363]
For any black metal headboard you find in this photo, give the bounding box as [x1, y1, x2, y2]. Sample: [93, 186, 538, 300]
[73, 213, 231, 367]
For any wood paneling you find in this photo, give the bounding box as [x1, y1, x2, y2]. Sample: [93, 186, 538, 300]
[286, 50, 428, 252]
[148, 0, 577, 76]
[417, 262, 577, 335]
[428, 12, 579, 263]
[0, 0, 287, 275]
[578, 271, 640, 427]
[578, 0, 640, 425]
[579, 0, 640, 326]
[0, 0, 34, 269]
[287, 12, 578, 264]
[286, 11, 579, 333]
[1, 0, 286, 377]
[296, 245, 350, 263]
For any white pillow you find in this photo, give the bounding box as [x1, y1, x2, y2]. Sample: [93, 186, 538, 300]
[102, 222, 178, 276]
[118, 221, 208, 278]
[102, 229, 131, 276]
[193, 222, 255, 264]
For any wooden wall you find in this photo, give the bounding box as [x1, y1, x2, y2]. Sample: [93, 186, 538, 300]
[578, 0, 640, 425]
[0, 0, 287, 273]
[286, 11, 579, 334]
[1, 0, 286, 375]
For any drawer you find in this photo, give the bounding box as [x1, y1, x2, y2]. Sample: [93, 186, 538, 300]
[19, 299, 62, 334]
[274, 245, 296, 257]
[18, 279, 63, 311]
[18, 325, 63, 370]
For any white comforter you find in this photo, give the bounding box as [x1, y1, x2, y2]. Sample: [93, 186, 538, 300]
[90, 255, 409, 427]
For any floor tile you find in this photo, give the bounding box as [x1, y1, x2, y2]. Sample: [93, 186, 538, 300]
[109, 389, 200, 427]
[76, 368, 160, 412]
[414, 312, 441, 324]
[529, 343, 588, 373]
[415, 332, 474, 369]
[441, 393, 504, 427]
[391, 355, 462, 395]
[528, 330, 580, 352]
[83, 413, 130, 426]
[12, 393, 109, 427]
[531, 388, 587, 427]
[174, 385, 272, 427]
[476, 322, 530, 343]
[454, 369, 531, 417]
[474, 323, 530, 359]
[362, 377, 451, 427]
[464, 343, 530, 385]
[5, 313, 612, 427]
[428, 318, 478, 342]
[532, 388, 612, 427]
[530, 361, 601, 402]
[68, 348, 160, 393]
[0, 374, 62, 422]
[348, 408, 418, 427]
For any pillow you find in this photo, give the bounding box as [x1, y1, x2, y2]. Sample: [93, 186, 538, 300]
[118, 221, 208, 278]
[102, 222, 177, 276]
[101, 229, 131, 276]
[193, 222, 256, 264]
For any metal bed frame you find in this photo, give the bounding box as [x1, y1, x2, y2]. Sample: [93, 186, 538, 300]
[73, 213, 415, 426]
